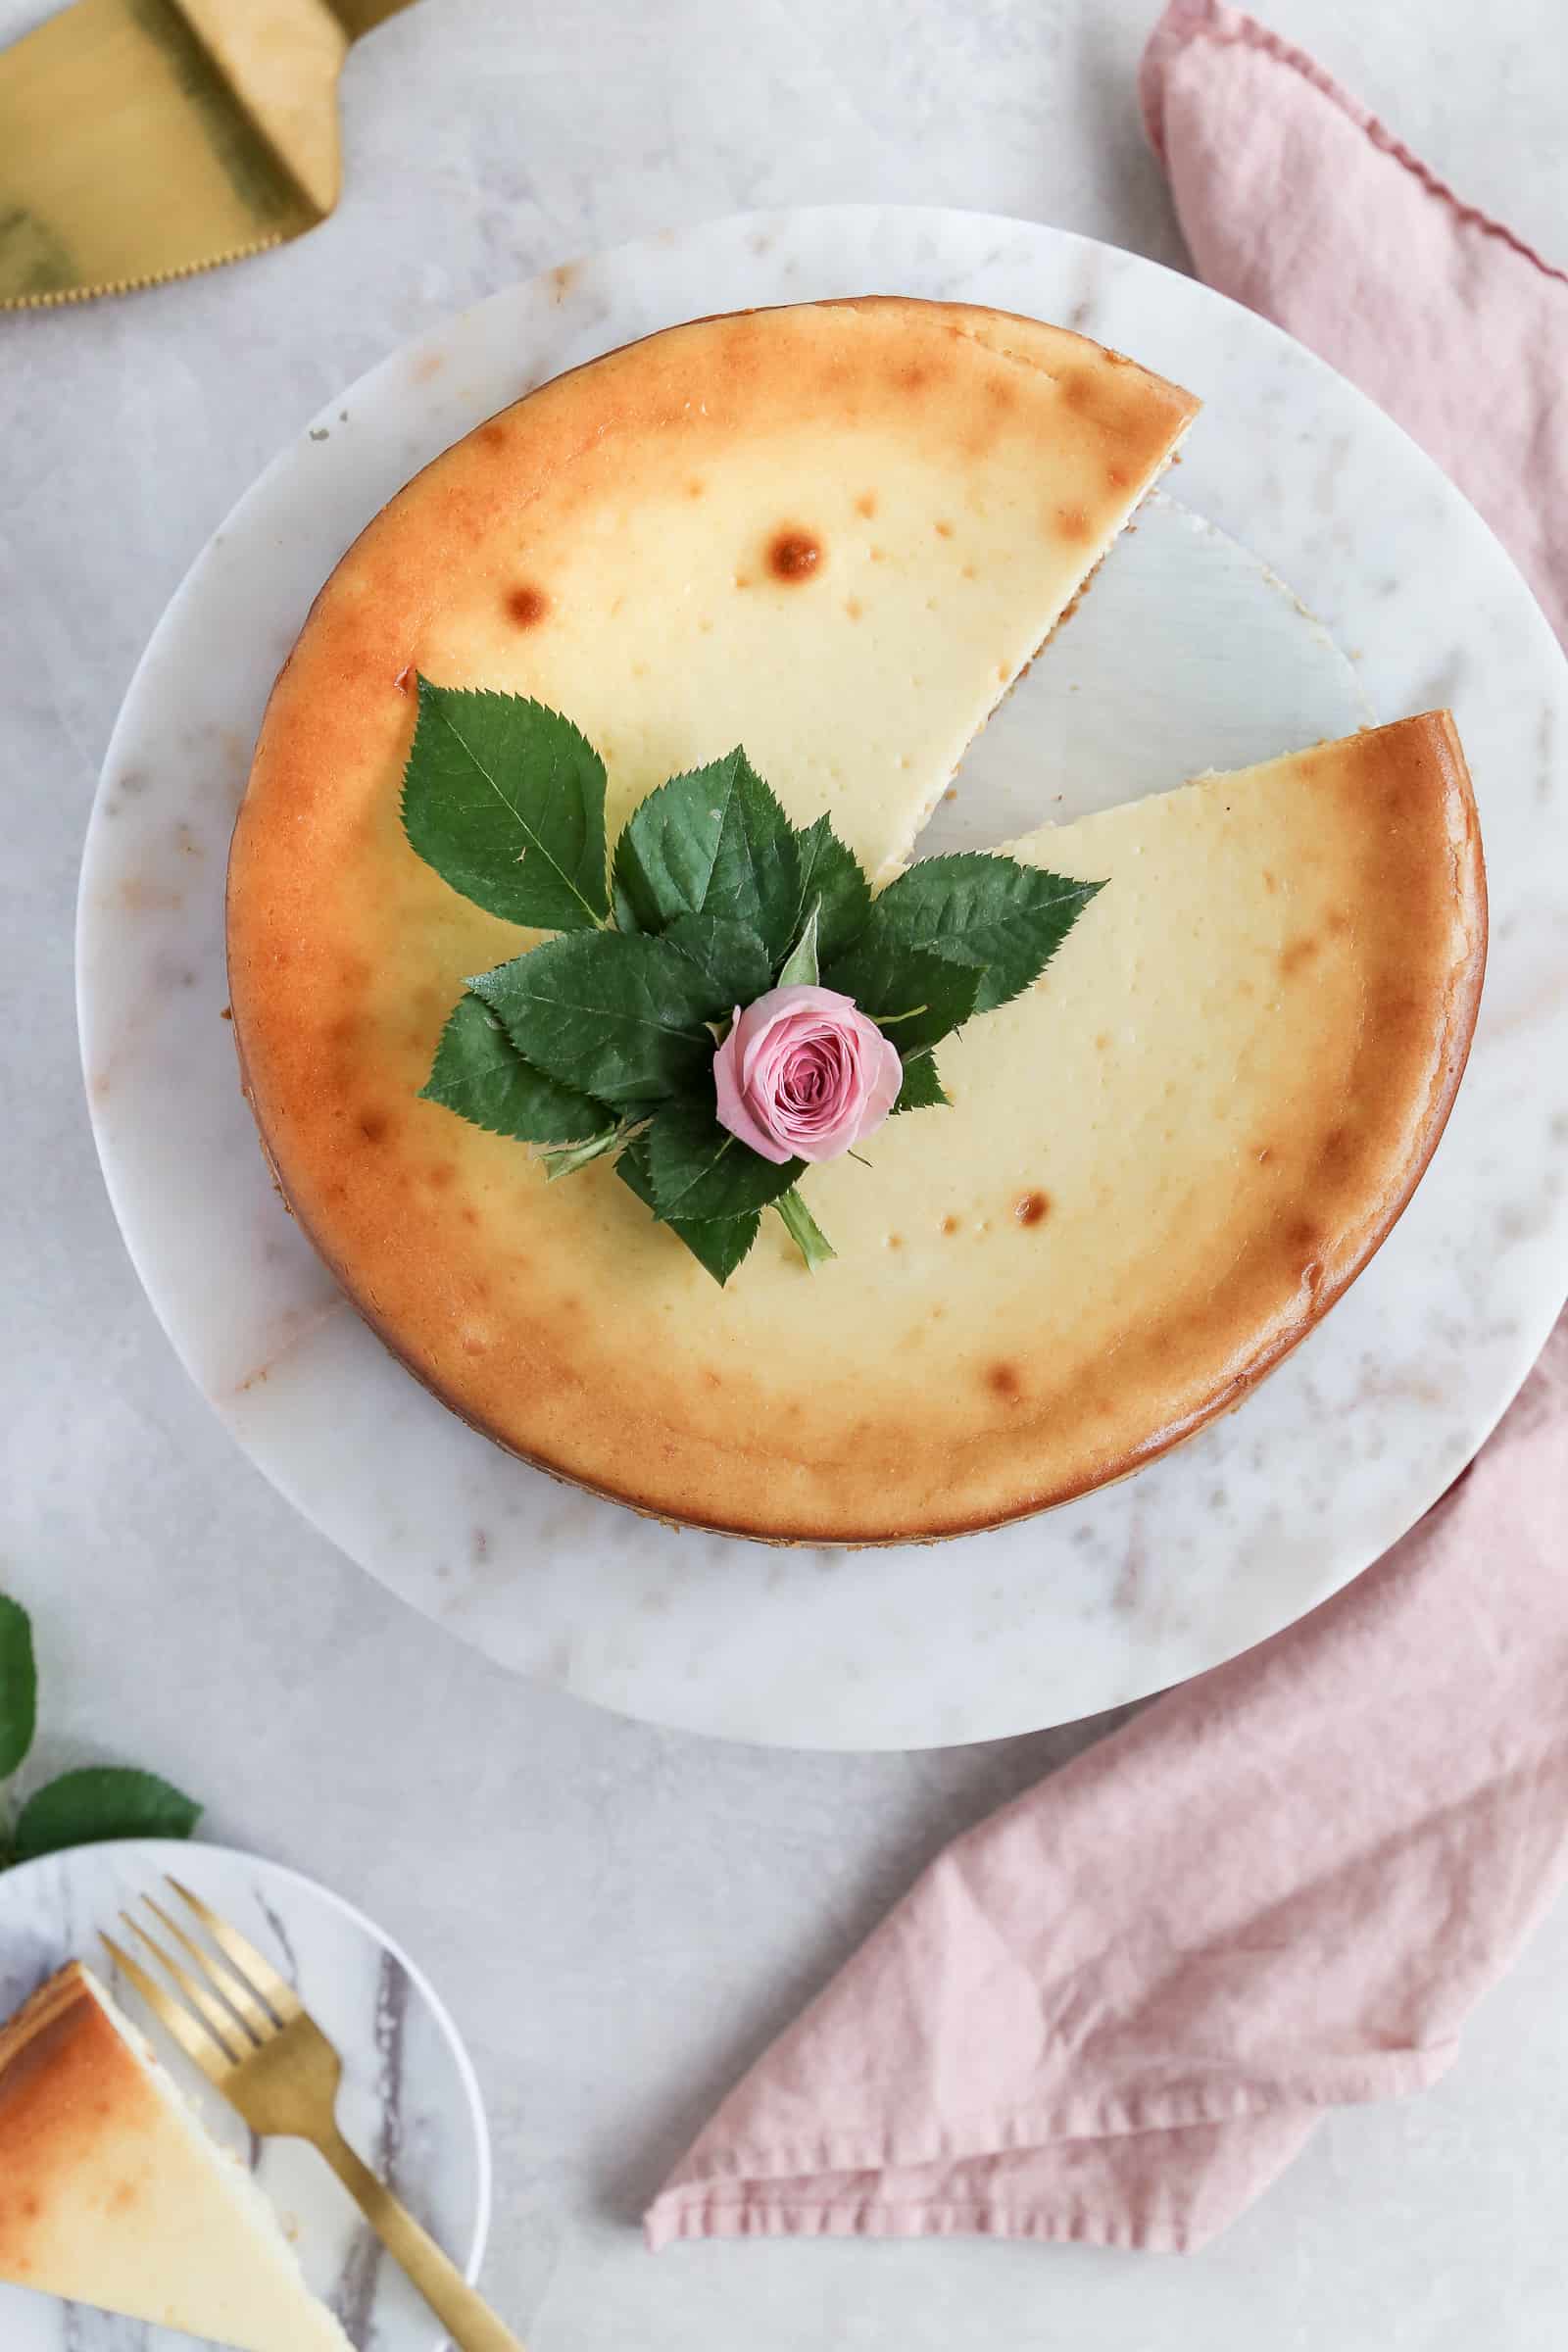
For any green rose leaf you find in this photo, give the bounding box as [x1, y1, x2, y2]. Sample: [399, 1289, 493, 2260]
[893, 1050, 950, 1113]
[0, 1594, 37, 1781]
[851, 854, 1103, 1014]
[617, 1135, 760, 1286]
[611, 749, 800, 957]
[776, 901, 820, 989]
[822, 936, 980, 1054]
[662, 914, 775, 1018]
[470, 931, 716, 1108]
[420, 992, 613, 1145]
[774, 1187, 836, 1271]
[14, 1768, 201, 1862]
[399, 693, 1107, 1287]
[788, 814, 871, 964]
[402, 679, 610, 931]
[644, 1098, 804, 1221]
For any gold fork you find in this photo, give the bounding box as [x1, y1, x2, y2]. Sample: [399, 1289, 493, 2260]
[103, 1878, 522, 2352]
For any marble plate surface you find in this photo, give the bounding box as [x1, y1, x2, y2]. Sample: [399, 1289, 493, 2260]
[0, 1839, 490, 2352]
[77, 207, 1568, 1750]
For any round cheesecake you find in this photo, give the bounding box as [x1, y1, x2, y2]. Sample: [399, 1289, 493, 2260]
[226, 299, 1485, 1543]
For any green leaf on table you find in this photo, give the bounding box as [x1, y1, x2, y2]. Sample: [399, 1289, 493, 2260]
[787, 813, 871, 964]
[617, 1134, 760, 1286]
[644, 1099, 803, 1222]
[662, 914, 775, 1018]
[822, 937, 980, 1054]
[774, 1188, 836, 1271]
[419, 993, 612, 1145]
[611, 750, 800, 957]
[851, 854, 1104, 1014]
[402, 680, 610, 930]
[14, 1768, 201, 1862]
[0, 1595, 37, 1781]
[470, 930, 716, 1109]
[893, 1051, 950, 1113]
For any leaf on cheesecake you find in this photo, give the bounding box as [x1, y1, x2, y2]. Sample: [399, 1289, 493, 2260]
[611, 749, 801, 958]
[821, 936, 980, 1054]
[662, 913, 776, 1018]
[850, 854, 1104, 1014]
[616, 1133, 761, 1286]
[776, 901, 820, 989]
[787, 814, 871, 964]
[470, 930, 716, 1109]
[0, 1594, 37, 1781]
[14, 1768, 201, 1863]
[402, 691, 1113, 1286]
[644, 1099, 804, 1222]
[420, 992, 613, 1145]
[402, 678, 610, 930]
[893, 1050, 950, 1113]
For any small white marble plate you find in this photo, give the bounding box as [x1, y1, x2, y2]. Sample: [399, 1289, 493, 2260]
[77, 207, 1568, 1750]
[0, 1840, 490, 2352]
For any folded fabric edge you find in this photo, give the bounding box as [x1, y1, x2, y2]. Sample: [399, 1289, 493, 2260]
[644, 2040, 1458, 2253]
[646, 2197, 1204, 2254]
[1137, 0, 1567, 287]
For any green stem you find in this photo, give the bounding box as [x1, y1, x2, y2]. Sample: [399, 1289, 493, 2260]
[775, 1188, 836, 1271]
[539, 1123, 629, 1181]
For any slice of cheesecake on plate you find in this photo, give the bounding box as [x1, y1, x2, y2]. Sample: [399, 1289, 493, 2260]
[0, 1961, 353, 2351]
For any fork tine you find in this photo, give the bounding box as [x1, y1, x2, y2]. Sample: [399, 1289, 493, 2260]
[100, 1933, 229, 2082]
[124, 1911, 254, 2060]
[167, 1877, 302, 2021]
[142, 1896, 272, 2038]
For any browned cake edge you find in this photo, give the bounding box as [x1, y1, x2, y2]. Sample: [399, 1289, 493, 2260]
[0, 1964, 148, 2278]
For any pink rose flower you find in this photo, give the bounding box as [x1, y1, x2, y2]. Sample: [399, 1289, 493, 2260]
[713, 983, 904, 1165]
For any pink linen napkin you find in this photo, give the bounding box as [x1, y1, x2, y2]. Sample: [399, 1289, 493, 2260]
[1140, 0, 1568, 640]
[647, 3, 1568, 2255]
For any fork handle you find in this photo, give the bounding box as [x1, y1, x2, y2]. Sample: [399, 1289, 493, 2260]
[317, 2129, 525, 2352]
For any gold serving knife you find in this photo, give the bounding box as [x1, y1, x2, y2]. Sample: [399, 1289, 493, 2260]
[0, 0, 416, 310]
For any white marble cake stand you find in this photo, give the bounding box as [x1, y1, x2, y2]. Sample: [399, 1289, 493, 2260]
[78, 208, 1568, 1751]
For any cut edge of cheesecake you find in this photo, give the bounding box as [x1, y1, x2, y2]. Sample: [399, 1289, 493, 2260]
[805, 297, 1200, 870]
[0, 1961, 354, 2352]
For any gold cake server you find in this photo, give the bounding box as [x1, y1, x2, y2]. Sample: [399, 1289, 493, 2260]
[0, 0, 416, 310]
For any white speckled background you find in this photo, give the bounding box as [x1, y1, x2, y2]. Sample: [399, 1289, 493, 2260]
[6, 0, 1568, 2344]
